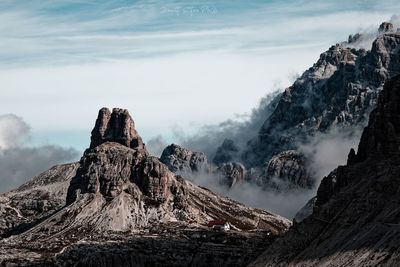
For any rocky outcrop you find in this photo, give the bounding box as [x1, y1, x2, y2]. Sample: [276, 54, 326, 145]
[263, 150, 312, 190]
[379, 22, 394, 33]
[160, 143, 248, 188]
[160, 144, 208, 174]
[0, 107, 291, 266]
[250, 74, 400, 266]
[215, 162, 246, 187]
[90, 107, 145, 150]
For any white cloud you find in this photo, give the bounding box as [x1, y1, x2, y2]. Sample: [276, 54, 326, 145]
[0, 114, 79, 193]
[0, 114, 30, 149]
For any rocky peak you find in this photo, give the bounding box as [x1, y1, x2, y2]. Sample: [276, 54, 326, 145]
[378, 22, 394, 33]
[160, 144, 208, 173]
[263, 150, 312, 190]
[240, 24, 400, 175]
[90, 107, 145, 150]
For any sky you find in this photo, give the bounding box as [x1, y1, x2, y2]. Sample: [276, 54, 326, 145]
[0, 1, 399, 191]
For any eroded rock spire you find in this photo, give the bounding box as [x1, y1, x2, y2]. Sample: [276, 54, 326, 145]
[90, 107, 145, 150]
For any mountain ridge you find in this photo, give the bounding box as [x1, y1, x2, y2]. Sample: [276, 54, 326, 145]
[250, 73, 400, 266]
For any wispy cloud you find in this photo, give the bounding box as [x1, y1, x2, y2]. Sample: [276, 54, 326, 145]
[0, 0, 399, 67]
[0, 0, 399, 152]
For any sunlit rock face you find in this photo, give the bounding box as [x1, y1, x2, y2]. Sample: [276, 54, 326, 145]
[90, 107, 145, 150]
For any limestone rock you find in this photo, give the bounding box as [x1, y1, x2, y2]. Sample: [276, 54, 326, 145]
[215, 162, 246, 187]
[90, 107, 145, 150]
[263, 150, 312, 190]
[379, 22, 394, 33]
[160, 144, 208, 174]
[0, 163, 79, 238]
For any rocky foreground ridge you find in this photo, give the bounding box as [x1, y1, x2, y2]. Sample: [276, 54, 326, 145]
[0, 108, 290, 267]
[250, 74, 400, 266]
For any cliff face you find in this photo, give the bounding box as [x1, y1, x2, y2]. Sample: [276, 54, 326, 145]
[90, 107, 146, 150]
[0, 108, 290, 267]
[250, 74, 400, 267]
[212, 24, 400, 191]
[160, 143, 209, 174]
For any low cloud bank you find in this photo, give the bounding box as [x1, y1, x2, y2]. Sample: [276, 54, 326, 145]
[146, 89, 281, 159]
[176, 123, 365, 219]
[298, 126, 364, 183]
[0, 114, 79, 193]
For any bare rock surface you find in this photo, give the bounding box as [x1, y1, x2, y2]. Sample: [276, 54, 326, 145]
[0, 107, 290, 267]
[263, 150, 311, 190]
[210, 28, 400, 191]
[90, 107, 145, 150]
[215, 162, 246, 187]
[160, 143, 208, 174]
[249, 74, 400, 266]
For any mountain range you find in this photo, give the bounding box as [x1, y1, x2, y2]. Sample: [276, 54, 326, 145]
[1, 22, 400, 267]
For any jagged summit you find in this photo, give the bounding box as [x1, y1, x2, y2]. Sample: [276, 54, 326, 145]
[379, 22, 395, 33]
[90, 107, 145, 150]
[205, 23, 400, 192]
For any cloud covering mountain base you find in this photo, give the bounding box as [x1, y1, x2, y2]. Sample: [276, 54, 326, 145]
[0, 114, 79, 193]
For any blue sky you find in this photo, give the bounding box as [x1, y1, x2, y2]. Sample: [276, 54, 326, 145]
[0, 0, 399, 153]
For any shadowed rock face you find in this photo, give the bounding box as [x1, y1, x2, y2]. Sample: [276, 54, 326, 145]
[250, 74, 400, 267]
[355, 74, 400, 162]
[90, 107, 145, 150]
